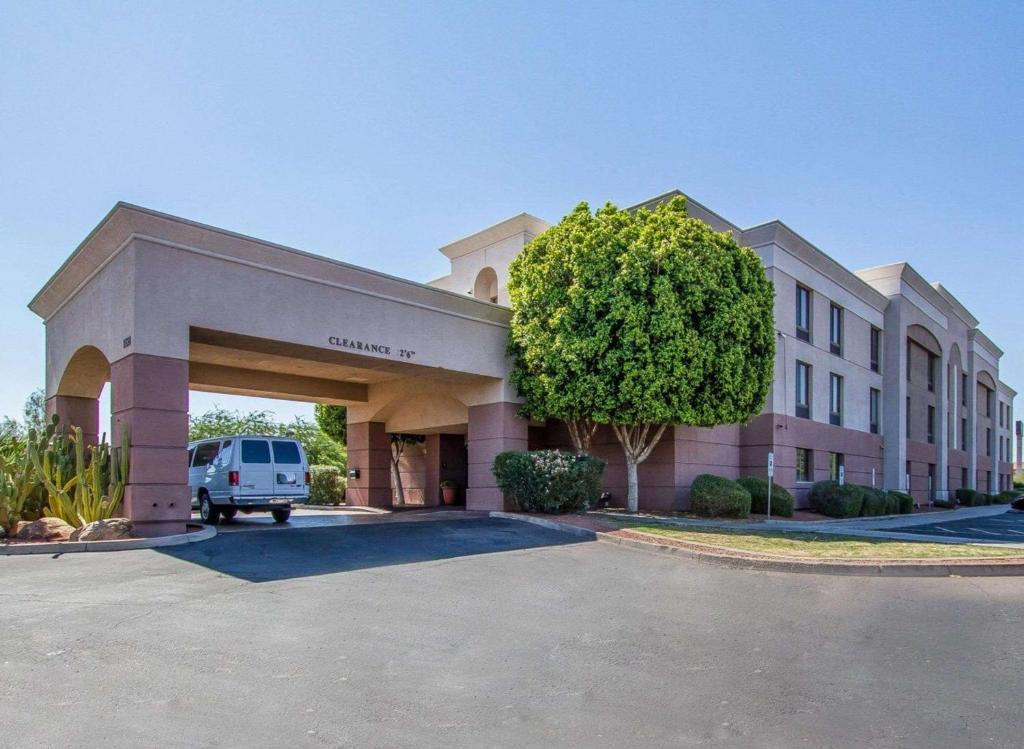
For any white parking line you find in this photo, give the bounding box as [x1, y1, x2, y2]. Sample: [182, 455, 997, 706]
[966, 528, 1002, 536]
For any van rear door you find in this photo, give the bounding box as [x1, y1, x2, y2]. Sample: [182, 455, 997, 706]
[271, 439, 306, 500]
[239, 439, 275, 498]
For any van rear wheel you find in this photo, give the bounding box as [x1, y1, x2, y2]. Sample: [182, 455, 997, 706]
[271, 509, 291, 523]
[199, 495, 221, 526]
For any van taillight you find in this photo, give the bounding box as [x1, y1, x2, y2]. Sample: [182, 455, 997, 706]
[228, 470, 239, 486]
[304, 471, 311, 485]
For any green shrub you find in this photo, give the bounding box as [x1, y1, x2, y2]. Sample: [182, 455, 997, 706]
[888, 491, 914, 514]
[992, 491, 1017, 505]
[309, 465, 345, 505]
[956, 488, 983, 507]
[492, 450, 605, 513]
[809, 481, 864, 519]
[933, 498, 955, 509]
[690, 475, 751, 518]
[859, 486, 890, 517]
[737, 476, 794, 518]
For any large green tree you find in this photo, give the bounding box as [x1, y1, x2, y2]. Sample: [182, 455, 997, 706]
[508, 196, 775, 511]
[314, 404, 347, 445]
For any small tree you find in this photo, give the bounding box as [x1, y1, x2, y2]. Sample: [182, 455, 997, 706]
[508, 197, 775, 511]
[389, 433, 424, 506]
[314, 404, 347, 445]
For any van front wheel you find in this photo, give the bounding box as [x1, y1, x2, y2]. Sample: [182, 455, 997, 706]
[200, 495, 221, 526]
[271, 509, 291, 523]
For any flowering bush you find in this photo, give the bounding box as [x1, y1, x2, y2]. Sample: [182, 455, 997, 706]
[492, 450, 605, 513]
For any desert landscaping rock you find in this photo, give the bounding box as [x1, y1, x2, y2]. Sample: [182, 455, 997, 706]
[15, 517, 74, 542]
[70, 518, 134, 542]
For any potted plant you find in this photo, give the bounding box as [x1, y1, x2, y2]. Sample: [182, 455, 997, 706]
[440, 480, 458, 505]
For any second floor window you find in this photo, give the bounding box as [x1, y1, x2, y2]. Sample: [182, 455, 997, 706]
[962, 373, 968, 407]
[796, 285, 811, 342]
[796, 361, 811, 419]
[869, 388, 880, 435]
[869, 327, 881, 372]
[829, 304, 843, 356]
[961, 417, 967, 450]
[926, 354, 936, 392]
[829, 373, 843, 426]
[986, 427, 992, 456]
[927, 405, 935, 444]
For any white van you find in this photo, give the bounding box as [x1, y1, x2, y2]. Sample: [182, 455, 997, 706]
[187, 435, 309, 525]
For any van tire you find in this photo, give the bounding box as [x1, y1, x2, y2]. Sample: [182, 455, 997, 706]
[199, 494, 221, 526]
[271, 509, 291, 523]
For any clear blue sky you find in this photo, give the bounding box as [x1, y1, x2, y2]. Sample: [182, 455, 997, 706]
[1, 0, 1021, 427]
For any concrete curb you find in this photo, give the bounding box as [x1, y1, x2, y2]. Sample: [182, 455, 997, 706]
[0, 524, 217, 556]
[492, 512, 1024, 577]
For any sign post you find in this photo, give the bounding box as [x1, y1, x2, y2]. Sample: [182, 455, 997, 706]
[766, 452, 775, 519]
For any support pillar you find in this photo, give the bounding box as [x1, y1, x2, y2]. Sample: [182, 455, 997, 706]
[967, 362, 978, 490]
[935, 353, 948, 500]
[110, 354, 190, 536]
[45, 395, 100, 445]
[423, 434, 442, 508]
[346, 421, 392, 507]
[466, 402, 528, 511]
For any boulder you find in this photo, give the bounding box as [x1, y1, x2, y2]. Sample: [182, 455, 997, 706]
[70, 518, 134, 542]
[15, 517, 75, 542]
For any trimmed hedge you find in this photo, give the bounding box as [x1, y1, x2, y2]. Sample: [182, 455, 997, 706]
[888, 491, 914, 514]
[859, 487, 890, 517]
[492, 450, 605, 513]
[809, 481, 864, 519]
[737, 476, 794, 518]
[309, 465, 346, 505]
[691, 475, 751, 518]
[956, 488, 990, 507]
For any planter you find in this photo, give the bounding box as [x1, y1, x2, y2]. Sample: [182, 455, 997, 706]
[441, 486, 458, 505]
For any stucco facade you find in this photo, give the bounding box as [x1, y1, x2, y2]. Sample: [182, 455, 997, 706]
[30, 192, 1017, 534]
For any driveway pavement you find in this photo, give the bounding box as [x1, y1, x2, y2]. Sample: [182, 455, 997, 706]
[2, 517, 1023, 748]
[882, 508, 1024, 542]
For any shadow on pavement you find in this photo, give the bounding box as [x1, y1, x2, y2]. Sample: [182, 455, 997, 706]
[157, 517, 586, 582]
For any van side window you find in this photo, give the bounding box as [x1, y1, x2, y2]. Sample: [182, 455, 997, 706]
[193, 442, 221, 467]
[272, 441, 301, 464]
[187, 446, 196, 467]
[241, 440, 271, 464]
[218, 440, 233, 464]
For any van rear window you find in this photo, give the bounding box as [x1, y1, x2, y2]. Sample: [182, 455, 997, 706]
[241, 440, 271, 464]
[272, 441, 301, 464]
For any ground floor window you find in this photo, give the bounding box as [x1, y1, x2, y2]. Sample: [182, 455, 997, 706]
[829, 452, 844, 482]
[987, 470, 993, 492]
[796, 448, 812, 482]
[961, 466, 968, 489]
[928, 463, 936, 500]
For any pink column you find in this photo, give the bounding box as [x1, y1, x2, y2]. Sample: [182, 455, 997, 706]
[45, 395, 100, 445]
[422, 434, 442, 508]
[346, 421, 392, 507]
[466, 402, 528, 511]
[110, 354, 190, 536]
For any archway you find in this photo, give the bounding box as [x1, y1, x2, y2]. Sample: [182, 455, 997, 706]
[473, 267, 498, 303]
[49, 345, 112, 445]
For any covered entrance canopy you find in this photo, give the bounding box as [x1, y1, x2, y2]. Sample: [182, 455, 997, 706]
[30, 204, 529, 535]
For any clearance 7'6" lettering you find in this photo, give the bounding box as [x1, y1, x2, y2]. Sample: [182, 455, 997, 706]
[328, 336, 415, 360]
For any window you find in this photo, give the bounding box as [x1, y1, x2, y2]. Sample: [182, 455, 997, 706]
[906, 396, 912, 438]
[829, 304, 843, 356]
[795, 285, 811, 342]
[218, 440, 233, 464]
[928, 463, 936, 500]
[906, 460, 912, 493]
[192, 441, 220, 467]
[796, 361, 811, 419]
[829, 452, 844, 482]
[987, 470, 993, 492]
[999, 402, 1005, 428]
[906, 340, 912, 382]
[241, 439, 272, 464]
[829, 373, 843, 426]
[986, 388, 994, 418]
[962, 373, 968, 407]
[796, 448, 812, 482]
[272, 440, 302, 464]
[927, 405, 935, 444]
[961, 417, 967, 451]
[961, 466, 968, 489]
[869, 388, 881, 434]
[986, 428, 992, 456]
[187, 446, 196, 467]
[869, 327, 881, 372]
[926, 354, 936, 392]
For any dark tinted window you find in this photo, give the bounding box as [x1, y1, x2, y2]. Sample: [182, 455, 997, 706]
[193, 442, 220, 467]
[242, 439, 272, 464]
[272, 440, 301, 464]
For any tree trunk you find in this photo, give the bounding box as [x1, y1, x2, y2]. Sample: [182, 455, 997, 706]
[390, 442, 406, 506]
[566, 417, 598, 455]
[612, 423, 668, 513]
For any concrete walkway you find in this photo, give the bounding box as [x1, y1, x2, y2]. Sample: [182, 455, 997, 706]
[595, 505, 1024, 548]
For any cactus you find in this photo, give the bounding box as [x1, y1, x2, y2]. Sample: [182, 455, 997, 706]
[30, 425, 130, 528]
[0, 415, 61, 534]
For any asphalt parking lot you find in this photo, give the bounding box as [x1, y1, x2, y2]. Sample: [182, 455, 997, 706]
[885, 508, 1024, 542]
[3, 517, 1023, 748]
